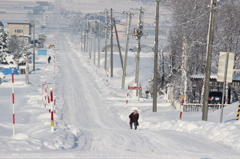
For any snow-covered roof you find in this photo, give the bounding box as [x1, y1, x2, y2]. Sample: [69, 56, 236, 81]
[0, 72, 5, 79]
[0, 64, 17, 68]
[190, 73, 240, 81]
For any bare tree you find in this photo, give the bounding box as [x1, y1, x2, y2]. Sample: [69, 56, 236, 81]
[167, 0, 209, 102]
[167, 0, 240, 103]
[8, 35, 25, 56]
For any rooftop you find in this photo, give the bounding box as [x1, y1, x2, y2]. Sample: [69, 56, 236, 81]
[8, 22, 32, 25]
[190, 73, 240, 82]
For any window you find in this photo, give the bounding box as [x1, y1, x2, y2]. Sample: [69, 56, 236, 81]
[14, 29, 23, 33]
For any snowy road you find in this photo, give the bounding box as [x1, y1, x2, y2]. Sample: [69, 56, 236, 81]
[1, 32, 240, 159]
[51, 33, 240, 158]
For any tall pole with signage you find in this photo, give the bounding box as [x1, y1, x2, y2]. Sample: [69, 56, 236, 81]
[217, 52, 235, 123]
[220, 53, 229, 123]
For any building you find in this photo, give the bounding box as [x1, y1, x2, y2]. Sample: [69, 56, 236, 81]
[7, 22, 32, 44]
[115, 23, 126, 39]
[190, 74, 240, 104]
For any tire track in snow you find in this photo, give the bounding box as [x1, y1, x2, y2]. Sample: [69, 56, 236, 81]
[56, 35, 157, 152]
[54, 34, 240, 158]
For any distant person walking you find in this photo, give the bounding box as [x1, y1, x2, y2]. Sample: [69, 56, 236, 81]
[48, 56, 51, 63]
[129, 110, 139, 130]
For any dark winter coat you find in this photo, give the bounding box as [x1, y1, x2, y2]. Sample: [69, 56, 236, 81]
[129, 113, 139, 126]
[48, 56, 51, 62]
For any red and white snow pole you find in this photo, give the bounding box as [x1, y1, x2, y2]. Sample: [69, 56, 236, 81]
[179, 96, 184, 120]
[126, 90, 130, 110]
[50, 87, 54, 132]
[53, 65, 55, 88]
[106, 69, 109, 87]
[42, 83, 45, 108]
[54, 97, 56, 113]
[11, 69, 16, 136]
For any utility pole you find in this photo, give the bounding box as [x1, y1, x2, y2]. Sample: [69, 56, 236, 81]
[161, 49, 164, 88]
[32, 23, 35, 71]
[80, 25, 83, 52]
[110, 8, 113, 77]
[98, 15, 101, 67]
[89, 21, 92, 59]
[153, 0, 160, 112]
[202, 0, 217, 121]
[85, 18, 89, 52]
[104, 10, 109, 70]
[182, 35, 188, 104]
[94, 15, 97, 65]
[84, 27, 87, 52]
[113, 18, 123, 70]
[134, 6, 144, 96]
[121, 12, 132, 89]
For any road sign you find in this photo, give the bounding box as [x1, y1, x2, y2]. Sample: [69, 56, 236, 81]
[128, 86, 142, 90]
[217, 52, 235, 83]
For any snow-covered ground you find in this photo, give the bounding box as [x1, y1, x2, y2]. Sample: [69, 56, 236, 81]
[1, 29, 240, 158]
[1, 0, 240, 159]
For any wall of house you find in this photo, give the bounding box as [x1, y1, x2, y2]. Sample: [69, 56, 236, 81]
[8, 24, 31, 36]
[8, 23, 31, 44]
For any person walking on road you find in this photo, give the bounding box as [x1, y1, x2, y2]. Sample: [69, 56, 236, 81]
[129, 110, 139, 130]
[48, 56, 51, 63]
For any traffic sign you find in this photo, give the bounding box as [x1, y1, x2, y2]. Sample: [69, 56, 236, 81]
[217, 52, 234, 83]
[128, 86, 142, 90]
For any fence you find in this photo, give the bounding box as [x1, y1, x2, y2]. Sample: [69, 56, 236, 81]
[183, 104, 228, 112]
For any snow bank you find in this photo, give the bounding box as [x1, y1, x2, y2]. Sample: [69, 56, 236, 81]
[67, 37, 240, 152]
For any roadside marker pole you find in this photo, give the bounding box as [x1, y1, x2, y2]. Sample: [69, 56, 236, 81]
[126, 90, 129, 109]
[53, 64, 55, 88]
[44, 62, 46, 76]
[45, 81, 48, 94]
[47, 95, 50, 108]
[44, 95, 47, 108]
[54, 98, 56, 113]
[50, 88, 54, 132]
[236, 100, 240, 120]
[11, 69, 15, 136]
[179, 96, 184, 120]
[42, 83, 46, 108]
[42, 83, 44, 95]
[44, 61, 47, 90]
[106, 69, 109, 87]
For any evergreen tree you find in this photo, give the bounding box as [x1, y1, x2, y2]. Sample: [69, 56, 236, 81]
[0, 29, 10, 53]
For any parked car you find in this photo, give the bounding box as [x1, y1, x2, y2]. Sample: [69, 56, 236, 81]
[208, 91, 225, 104]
